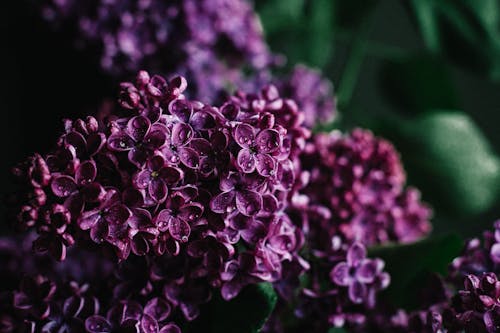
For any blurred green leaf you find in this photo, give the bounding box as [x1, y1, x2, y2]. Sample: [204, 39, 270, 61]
[256, 0, 335, 68]
[380, 55, 458, 113]
[328, 328, 349, 333]
[187, 283, 277, 333]
[376, 111, 500, 217]
[370, 234, 463, 309]
[408, 0, 500, 80]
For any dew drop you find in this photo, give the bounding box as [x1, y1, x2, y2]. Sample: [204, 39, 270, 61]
[181, 236, 188, 242]
[226, 205, 235, 213]
[119, 141, 127, 148]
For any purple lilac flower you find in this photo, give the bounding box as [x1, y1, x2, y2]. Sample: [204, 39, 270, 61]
[12, 70, 307, 312]
[40, 0, 273, 103]
[297, 129, 432, 246]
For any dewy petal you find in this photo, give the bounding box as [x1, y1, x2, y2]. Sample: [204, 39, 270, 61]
[133, 169, 152, 190]
[191, 109, 216, 130]
[87, 133, 106, 156]
[85, 315, 112, 333]
[171, 122, 194, 147]
[148, 155, 165, 172]
[128, 208, 152, 230]
[178, 203, 204, 223]
[160, 166, 183, 184]
[234, 123, 255, 149]
[210, 191, 236, 214]
[169, 217, 190, 242]
[255, 153, 276, 177]
[150, 179, 168, 203]
[145, 124, 168, 149]
[65, 131, 87, 153]
[221, 280, 243, 301]
[356, 259, 378, 284]
[261, 194, 279, 216]
[154, 209, 172, 232]
[106, 204, 132, 225]
[168, 99, 192, 123]
[348, 280, 367, 304]
[76, 160, 97, 185]
[178, 147, 199, 169]
[189, 138, 212, 157]
[237, 149, 256, 173]
[347, 242, 367, 266]
[235, 190, 262, 216]
[128, 147, 149, 167]
[330, 262, 350, 286]
[78, 210, 101, 230]
[51, 175, 77, 197]
[127, 116, 151, 142]
[108, 132, 135, 151]
[255, 129, 280, 153]
[64, 192, 84, 215]
[90, 219, 109, 244]
[82, 182, 106, 203]
[159, 323, 181, 333]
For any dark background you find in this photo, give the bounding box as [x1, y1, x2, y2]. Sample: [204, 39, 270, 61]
[1, 0, 500, 239]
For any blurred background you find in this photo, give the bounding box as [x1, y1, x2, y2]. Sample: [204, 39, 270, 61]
[1, 0, 500, 241]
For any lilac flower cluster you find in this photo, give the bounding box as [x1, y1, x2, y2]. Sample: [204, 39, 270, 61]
[0, 237, 182, 333]
[40, 0, 273, 102]
[297, 129, 432, 246]
[13, 71, 306, 304]
[368, 220, 500, 333]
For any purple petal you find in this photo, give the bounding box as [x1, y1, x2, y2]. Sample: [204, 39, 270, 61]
[150, 179, 168, 203]
[122, 188, 145, 207]
[237, 149, 256, 173]
[241, 221, 267, 244]
[348, 280, 367, 304]
[220, 102, 239, 120]
[64, 192, 84, 215]
[159, 324, 181, 333]
[191, 110, 215, 130]
[90, 219, 109, 244]
[87, 133, 106, 156]
[141, 314, 158, 333]
[347, 242, 367, 266]
[128, 148, 149, 167]
[178, 203, 204, 223]
[144, 298, 171, 323]
[148, 155, 165, 172]
[210, 131, 228, 151]
[128, 208, 152, 230]
[169, 217, 190, 242]
[85, 315, 112, 333]
[210, 191, 236, 214]
[235, 190, 262, 216]
[168, 99, 192, 123]
[127, 116, 151, 142]
[133, 169, 152, 189]
[145, 124, 168, 149]
[330, 262, 350, 286]
[76, 160, 97, 185]
[171, 123, 193, 147]
[154, 209, 172, 232]
[178, 147, 199, 169]
[221, 281, 243, 301]
[255, 129, 280, 153]
[160, 166, 183, 184]
[261, 194, 278, 216]
[491, 243, 500, 263]
[65, 131, 87, 153]
[51, 175, 77, 197]
[255, 154, 276, 177]
[356, 260, 378, 284]
[82, 182, 106, 203]
[189, 138, 212, 156]
[108, 132, 135, 151]
[78, 210, 101, 230]
[234, 123, 254, 149]
[106, 204, 132, 225]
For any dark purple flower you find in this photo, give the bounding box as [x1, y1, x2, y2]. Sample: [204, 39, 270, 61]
[161, 122, 199, 169]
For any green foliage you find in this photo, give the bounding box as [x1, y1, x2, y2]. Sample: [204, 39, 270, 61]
[408, 0, 500, 80]
[369, 234, 463, 309]
[187, 283, 277, 333]
[256, 0, 335, 68]
[376, 111, 500, 217]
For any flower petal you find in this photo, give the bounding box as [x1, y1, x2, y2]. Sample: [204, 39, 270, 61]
[82, 182, 106, 203]
[159, 324, 181, 333]
[128, 148, 149, 168]
[348, 280, 367, 304]
[51, 175, 77, 197]
[210, 191, 236, 214]
[356, 259, 378, 284]
[234, 123, 254, 149]
[237, 149, 256, 173]
[160, 166, 184, 184]
[78, 210, 101, 230]
[108, 132, 135, 151]
[144, 298, 171, 322]
[171, 123, 194, 147]
[178, 147, 199, 169]
[149, 179, 168, 203]
[106, 204, 132, 225]
[347, 242, 367, 266]
[169, 217, 190, 242]
[133, 169, 152, 190]
[141, 314, 158, 333]
[145, 124, 168, 149]
[255, 129, 280, 153]
[87, 133, 106, 156]
[90, 219, 109, 244]
[330, 262, 350, 286]
[85, 315, 112, 333]
[168, 99, 192, 123]
[235, 190, 262, 216]
[255, 153, 276, 177]
[127, 116, 151, 142]
[191, 110, 215, 130]
[76, 160, 97, 185]
[178, 203, 204, 223]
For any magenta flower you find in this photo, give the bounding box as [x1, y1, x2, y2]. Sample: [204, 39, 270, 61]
[108, 116, 168, 167]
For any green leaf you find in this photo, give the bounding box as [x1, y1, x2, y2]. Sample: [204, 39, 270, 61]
[380, 55, 458, 114]
[256, 0, 335, 68]
[187, 283, 277, 333]
[407, 0, 500, 80]
[369, 234, 463, 309]
[375, 111, 500, 217]
[328, 328, 349, 333]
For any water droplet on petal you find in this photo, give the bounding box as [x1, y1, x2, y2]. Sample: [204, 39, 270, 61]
[119, 141, 127, 148]
[181, 236, 188, 242]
